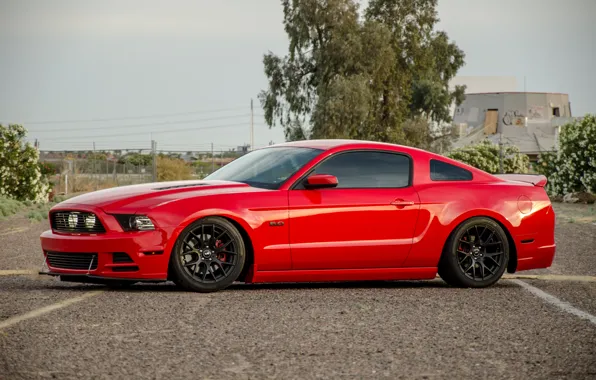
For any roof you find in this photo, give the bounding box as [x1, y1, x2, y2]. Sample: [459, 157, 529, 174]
[464, 92, 569, 96]
[270, 139, 413, 151]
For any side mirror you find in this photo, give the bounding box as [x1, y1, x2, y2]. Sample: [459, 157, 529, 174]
[304, 174, 338, 189]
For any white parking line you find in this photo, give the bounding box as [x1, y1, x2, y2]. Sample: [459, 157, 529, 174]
[0, 290, 103, 331]
[512, 279, 596, 326]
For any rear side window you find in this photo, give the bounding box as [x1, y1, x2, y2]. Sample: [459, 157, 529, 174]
[430, 159, 473, 181]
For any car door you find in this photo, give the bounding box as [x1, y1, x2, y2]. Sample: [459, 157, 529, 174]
[288, 150, 421, 270]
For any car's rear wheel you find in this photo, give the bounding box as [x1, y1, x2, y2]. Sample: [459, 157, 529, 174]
[169, 216, 245, 293]
[438, 217, 509, 288]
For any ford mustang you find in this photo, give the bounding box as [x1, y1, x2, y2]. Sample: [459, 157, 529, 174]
[39, 139, 556, 292]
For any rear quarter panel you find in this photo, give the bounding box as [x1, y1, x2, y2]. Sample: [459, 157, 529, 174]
[404, 180, 555, 270]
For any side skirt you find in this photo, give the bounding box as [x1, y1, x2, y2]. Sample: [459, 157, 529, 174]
[247, 266, 437, 284]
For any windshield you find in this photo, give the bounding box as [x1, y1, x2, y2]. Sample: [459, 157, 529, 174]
[205, 146, 323, 189]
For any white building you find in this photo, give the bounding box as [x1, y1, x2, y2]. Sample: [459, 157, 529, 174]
[451, 92, 572, 160]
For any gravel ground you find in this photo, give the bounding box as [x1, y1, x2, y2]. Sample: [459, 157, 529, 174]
[0, 204, 595, 379]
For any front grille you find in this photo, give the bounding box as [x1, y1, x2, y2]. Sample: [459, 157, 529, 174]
[112, 252, 134, 263]
[51, 211, 106, 233]
[46, 252, 98, 270]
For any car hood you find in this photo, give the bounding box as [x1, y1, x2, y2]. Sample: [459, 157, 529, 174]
[58, 180, 258, 211]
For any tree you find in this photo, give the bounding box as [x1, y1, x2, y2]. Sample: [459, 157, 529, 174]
[118, 153, 152, 166]
[536, 115, 596, 196]
[0, 124, 51, 202]
[447, 140, 530, 174]
[259, 0, 465, 148]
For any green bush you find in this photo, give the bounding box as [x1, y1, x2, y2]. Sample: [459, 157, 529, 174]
[447, 139, 530, 174]
[0, 124, 51, 202]
[0, 196, 25, 217]
[536, 114, 596, 196]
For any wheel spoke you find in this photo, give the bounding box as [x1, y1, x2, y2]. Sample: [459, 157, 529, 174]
[184, 258, 200, 267]
[183, 241, 195, 251]
[215, 229, 228, 240]
[213, 260, 227, 276]
[216, 240, 233, 252]
[482, 261, 497, 275]
[486, 256, 500, 266]
[483, 231, 495, 246]
[188, 232, 203, 247]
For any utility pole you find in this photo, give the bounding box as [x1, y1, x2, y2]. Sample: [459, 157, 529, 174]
[211, 143, 215, 173]
[250, 98, 254, 151]
[498, 133, 504, 174]
[151, 140, 157, 182]
[93, 142, 97, 190]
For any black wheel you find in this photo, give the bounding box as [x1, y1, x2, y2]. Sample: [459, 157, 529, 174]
[438, 217, 509, 288]
[169, 216, 245, 293]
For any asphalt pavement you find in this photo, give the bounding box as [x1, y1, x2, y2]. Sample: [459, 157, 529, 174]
[1, 212, 595, 379]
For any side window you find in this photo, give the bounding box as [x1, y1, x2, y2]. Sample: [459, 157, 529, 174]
[309, 151, 411, 188]
[430, 159, 473, 181]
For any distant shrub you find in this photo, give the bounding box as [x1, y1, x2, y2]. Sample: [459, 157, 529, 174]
[447, 139, 529, 174]
[39, 161, 59, 176]
[157, 156, 193, 181]
[0, 196, 25, 217]
[0, 124, 51, 202]
[536, 114, 596, 195]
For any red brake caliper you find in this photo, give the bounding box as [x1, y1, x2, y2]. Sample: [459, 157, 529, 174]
[215, 240, 226, 261]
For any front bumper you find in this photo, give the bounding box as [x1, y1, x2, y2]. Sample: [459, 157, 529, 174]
[40, 205, 175, 281]
[40, 229, 171, 280]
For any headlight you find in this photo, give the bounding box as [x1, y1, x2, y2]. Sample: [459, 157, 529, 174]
[113, 214, 155, 231]
[130, 215, 155, 230]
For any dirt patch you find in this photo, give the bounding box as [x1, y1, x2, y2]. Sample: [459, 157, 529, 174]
[552, 202, 596, 224]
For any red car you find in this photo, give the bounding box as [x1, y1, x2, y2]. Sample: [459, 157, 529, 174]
[39, 140, 556, 292]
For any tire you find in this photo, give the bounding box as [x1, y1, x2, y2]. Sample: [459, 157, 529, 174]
[438, 217, 509, 288]
[169, 216, 246, 293]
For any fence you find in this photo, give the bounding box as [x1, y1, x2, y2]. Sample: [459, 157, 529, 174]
[44, 155, 237, 195]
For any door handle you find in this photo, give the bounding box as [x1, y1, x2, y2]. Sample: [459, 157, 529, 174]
[391, 199, 415, 207]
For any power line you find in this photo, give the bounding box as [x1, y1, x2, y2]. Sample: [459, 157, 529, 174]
[39, 122, 256, 141]
[14, 106, 247, 125]
[26, 113, 250, 133]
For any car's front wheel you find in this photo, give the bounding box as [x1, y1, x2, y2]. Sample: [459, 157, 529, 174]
[169, 216, 246, 292]
[438, 217, 509, 288]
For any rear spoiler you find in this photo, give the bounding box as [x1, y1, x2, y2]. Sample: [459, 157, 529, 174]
[494, 174, 548, 187]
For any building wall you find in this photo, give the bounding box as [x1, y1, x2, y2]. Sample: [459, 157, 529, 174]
[453, 92, 570, 133]
[452, 92, 571, 155]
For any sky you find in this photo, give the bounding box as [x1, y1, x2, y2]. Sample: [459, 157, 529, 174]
[1, 0, 594, 153]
